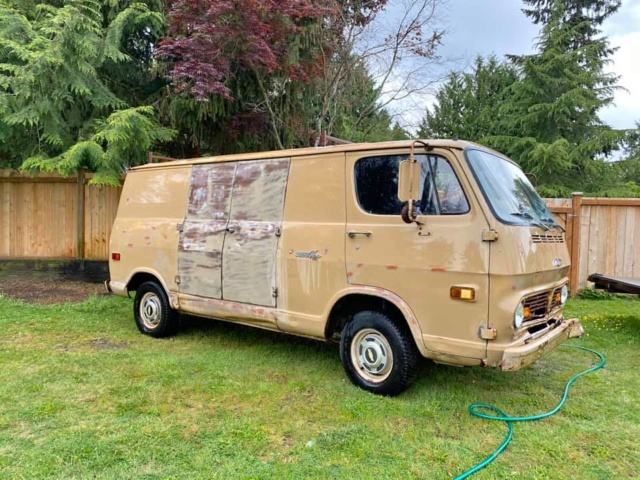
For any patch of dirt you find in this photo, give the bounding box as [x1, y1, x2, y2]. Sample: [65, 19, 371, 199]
[55, 338, 128, 352]
[0, 279, 108, 305]
[84, 338, 127, 350]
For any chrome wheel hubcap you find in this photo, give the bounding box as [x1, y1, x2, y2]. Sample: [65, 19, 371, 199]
[351, 328, 393, 383]
[140, 292, 162, 329]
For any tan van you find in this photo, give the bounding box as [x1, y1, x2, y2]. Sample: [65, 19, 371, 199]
[107, 139, 583, 395]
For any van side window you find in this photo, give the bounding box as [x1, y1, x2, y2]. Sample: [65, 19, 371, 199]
[430, 158, 470, 215]
[354, 155, 469, 215]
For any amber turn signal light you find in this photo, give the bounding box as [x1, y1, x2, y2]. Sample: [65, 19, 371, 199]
[450, 286, 475, 301]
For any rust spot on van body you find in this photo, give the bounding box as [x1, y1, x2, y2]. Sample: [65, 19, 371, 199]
[178, 163, 236, 299]
[178, 158, 290, 307]
[229, 159, 289, 223]
[386, 265, 398, 270]
[369, 286, 419, 327]
[187, 163, 236, 218]
[222, 159, 290, 307]
[179, 295, 278, 325]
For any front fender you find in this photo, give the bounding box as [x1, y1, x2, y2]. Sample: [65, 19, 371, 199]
[325, 286, 427, 357]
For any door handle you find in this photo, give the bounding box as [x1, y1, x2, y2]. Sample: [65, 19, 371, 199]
[226, 227, 235, 234]
[347, 230, 372, 238]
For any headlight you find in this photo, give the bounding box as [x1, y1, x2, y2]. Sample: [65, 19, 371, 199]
[514, 301, 525, 328]
[560, 285, 569, 305]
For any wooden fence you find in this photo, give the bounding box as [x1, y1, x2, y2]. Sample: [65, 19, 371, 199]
[2, 169, 640, 294]
[546, 193, 640, 294]
[0, 170, 121, 260]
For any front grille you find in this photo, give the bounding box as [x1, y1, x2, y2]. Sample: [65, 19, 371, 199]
[532, 234, 565, 244]
[523, 291, 550, 322]
[550, 287, 562, 311]
[522, 287, 565, 323]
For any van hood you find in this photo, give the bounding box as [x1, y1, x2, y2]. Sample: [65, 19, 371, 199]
[489, 226, 570, 280]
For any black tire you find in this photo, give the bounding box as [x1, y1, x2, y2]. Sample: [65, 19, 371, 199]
[133, 281, 179, 338]
[340, 311, 419, 396]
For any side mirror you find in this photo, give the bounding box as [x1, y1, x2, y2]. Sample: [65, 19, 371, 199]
[398, 159, 420, 202]
[398, 159, 420, 223]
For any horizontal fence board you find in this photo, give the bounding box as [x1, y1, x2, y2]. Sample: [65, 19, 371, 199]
[582, 198, 640, 207]
[548, 206, 572, 214]
[0, 177, 77, 184]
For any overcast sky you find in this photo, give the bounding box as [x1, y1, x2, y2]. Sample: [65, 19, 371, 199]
[436, 0, 640, 130]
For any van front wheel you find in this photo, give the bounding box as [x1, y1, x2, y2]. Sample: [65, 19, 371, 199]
[340, 311, 418, 396]
[133, 281, 179, 338]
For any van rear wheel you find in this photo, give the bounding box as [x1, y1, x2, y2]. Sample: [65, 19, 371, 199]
[133, 281, 179, 338]
[339, 311, 418, 396]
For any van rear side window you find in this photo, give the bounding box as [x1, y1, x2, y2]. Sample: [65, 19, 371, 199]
[354, 155, 469, 216]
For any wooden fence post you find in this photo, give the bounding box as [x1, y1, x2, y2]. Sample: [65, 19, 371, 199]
[76, 168, 85, 260]
[569, 192, 583, 296]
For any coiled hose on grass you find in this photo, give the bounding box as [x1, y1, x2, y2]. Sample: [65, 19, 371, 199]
[454, 344, 606, 480]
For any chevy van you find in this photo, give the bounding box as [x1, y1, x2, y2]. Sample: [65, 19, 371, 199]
[107, 140, 583, 395]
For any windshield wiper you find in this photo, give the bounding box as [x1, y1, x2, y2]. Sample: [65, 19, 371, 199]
[510, 211, 550, 231]
[539, 217, 566, 233]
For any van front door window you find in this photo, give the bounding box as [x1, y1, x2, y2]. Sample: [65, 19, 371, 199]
[354, 154, 469, 216]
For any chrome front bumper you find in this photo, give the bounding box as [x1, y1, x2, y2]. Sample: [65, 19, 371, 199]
[500, 318, 584, 371]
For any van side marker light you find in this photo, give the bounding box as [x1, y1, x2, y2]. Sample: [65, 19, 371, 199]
[450, 286, 475, 301]
[112, 252, 121, 261]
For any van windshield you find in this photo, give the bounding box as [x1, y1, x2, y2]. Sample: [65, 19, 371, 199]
[465, 148, 559, 230]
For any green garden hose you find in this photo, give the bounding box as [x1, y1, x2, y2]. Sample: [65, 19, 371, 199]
[454, 344, 606, 480]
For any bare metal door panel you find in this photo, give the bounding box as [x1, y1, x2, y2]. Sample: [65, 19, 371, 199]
[178, 163, 236, 298]
[223, 158, 290, 306]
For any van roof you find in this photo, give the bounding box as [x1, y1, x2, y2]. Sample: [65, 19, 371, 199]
[132, 139, 485, 170]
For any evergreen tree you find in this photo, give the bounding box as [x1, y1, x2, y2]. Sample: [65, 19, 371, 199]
[522, 0, 620, 49]
[489, 0, 626, 196]
[418, 0, 639, 197]
[324, 56, 409, 143]
[418, 56, 518, 141]
[0, 0, 173, 184]
[622, 122, 640, 161]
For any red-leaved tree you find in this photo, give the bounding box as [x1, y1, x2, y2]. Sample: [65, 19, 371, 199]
[157, 0, 327, 101]
[157, 0, 444, 151]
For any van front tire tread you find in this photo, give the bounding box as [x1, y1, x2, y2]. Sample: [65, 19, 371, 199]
[340, 311, 418, 396]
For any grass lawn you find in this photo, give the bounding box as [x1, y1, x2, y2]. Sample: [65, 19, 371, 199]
[0, 293, 638, 479]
